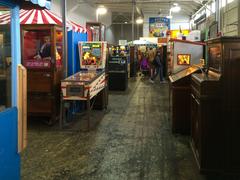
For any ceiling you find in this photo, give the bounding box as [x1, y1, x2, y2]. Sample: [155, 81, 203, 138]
[77, 0, 208, 23]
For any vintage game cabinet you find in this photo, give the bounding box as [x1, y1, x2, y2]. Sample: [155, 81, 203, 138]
[168, 39, 205, 74]
[21, 24, 63, 124]
[60, 41, 108, 129]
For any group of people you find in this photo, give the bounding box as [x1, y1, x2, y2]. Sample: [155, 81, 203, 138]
[138, 46, 165, 83]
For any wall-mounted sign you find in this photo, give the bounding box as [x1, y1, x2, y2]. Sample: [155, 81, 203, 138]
[149, 17, 170, 37]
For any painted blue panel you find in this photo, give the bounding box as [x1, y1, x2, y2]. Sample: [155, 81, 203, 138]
[0, 107, 20, 180]
[67, 31, 73, 76]
[67, 31, 87, 76]
[11, 6, 21, 107]
[74, 33, 87, 73]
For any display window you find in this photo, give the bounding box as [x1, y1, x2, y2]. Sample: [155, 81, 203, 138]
[0, 7, 11, 111]
[55, 30, 63, 69]
[22, 29, 52, 68]
[208, 46, 221, 72]
[177, 54, 191, 65]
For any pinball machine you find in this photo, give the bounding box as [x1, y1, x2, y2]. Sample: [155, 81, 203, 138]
[60, 41, 108, 129]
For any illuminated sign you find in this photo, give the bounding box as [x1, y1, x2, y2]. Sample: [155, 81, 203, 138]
[177, 54, 191, 65]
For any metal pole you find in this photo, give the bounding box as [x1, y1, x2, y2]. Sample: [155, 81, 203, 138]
[132, 0, 135, 41]
[238, 0, 240, 36]
[62, 0, 68, 78]
[121, 24, 123, 39]
[216, 0, 220, 33]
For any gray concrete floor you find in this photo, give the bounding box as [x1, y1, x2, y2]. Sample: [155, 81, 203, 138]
[21, 77, 206, 180]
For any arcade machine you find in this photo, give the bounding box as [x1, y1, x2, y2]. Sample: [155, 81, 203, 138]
[168, 39, 205, 75]
[21, 24, 63, 124]
[191, 37, 240, 175]
[108, 46, 129, 91]
[61, 41, 108, 129]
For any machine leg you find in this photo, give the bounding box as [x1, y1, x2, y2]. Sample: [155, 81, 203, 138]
[87, 91, 90, 131]
[60, 95, 64, 129]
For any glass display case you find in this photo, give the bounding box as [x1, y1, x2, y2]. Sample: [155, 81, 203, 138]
[86, 22, 105, 41]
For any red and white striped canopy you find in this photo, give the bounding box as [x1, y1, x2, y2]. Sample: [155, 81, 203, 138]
[0, 9, 87, 33]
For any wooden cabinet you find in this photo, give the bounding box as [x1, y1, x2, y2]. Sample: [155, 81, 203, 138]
[169, 66, 200, 134]
[191, 72, 221, 173]
[190, 37, 240, 175]
[21, 25, 63, 124]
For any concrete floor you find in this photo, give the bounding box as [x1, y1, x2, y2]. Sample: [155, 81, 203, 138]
[21, 77, 206, 180]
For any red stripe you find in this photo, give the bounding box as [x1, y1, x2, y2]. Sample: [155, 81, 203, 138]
[32, 10, 38, 24]
[44, 10, 62, 25]
[40, 10, 49, 24]
[21, 9, 34, 24]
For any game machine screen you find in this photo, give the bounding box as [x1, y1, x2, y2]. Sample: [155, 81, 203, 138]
[208, 46, 221, 73]
[177, 54, 191, 65]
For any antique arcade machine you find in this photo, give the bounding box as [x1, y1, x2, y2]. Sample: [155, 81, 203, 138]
[61, 41, 108, 129]
[168, 39, 205, 75]
[21, 24, 63, 124]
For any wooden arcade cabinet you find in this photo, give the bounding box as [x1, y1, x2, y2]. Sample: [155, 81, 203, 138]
[21, 24, 63, 124]
[190, 37, 240, 175]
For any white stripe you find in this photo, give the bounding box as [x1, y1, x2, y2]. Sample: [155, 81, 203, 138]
[42, 10, 56, 24]
[45, 10, 62, 22]
[26, 9, 36, 24]
[37, 10, 43, 24]
[20, 10, 33, 23]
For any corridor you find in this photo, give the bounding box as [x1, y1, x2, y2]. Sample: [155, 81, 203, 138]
[21, 77, 205, 180]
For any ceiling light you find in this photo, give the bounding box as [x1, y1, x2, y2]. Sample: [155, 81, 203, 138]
[136, 18, 143, 24]
[170, 4, 181, 13]
[124, 21, 128, 24]
[166, 15, 172, 19]
[96, 6, 107, 15]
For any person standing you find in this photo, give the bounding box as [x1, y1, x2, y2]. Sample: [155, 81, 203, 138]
[148, 47, 156, 83]
[150, 50, 164, 83]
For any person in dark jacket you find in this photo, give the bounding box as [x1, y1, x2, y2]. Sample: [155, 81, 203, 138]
[34, 36, 51, 60]
[150, 50, 164, 83]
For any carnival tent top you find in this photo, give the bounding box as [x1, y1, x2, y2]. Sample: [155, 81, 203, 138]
[0, 9, 87, 33]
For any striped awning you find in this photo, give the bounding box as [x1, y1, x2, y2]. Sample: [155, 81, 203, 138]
[0, 9, 87, 33]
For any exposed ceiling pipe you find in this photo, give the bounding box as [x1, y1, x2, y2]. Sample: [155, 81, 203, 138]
[136, 6, 144, 18]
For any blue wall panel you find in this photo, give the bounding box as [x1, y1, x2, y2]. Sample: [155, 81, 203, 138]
[0, 108, 20, 180]
[67, 31, 87, 76]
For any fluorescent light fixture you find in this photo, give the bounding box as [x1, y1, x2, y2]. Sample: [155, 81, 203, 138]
[171, 5, 181, 12]
[166, 15, 172, 19]
[124, 21, 128, 24]
[96, 6, 107, 15]
[136, 18, 143, 24]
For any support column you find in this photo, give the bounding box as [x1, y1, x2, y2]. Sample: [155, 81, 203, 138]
[132, 0, 135, 41]
[11, 6, 20, 107]
[216, 0, 220, 33]
[238, 0, 240, 36]
[61, 0, 68, 78]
